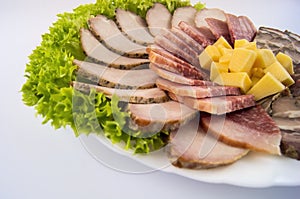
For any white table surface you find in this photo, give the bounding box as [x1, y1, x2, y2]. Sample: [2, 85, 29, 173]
[1, 0, 300, 198]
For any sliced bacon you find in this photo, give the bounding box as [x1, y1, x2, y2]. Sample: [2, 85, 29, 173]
[171, 6, 197, 28]
[156, 78, 241, 99]
[201, 105, 282, 155]
[169, 92, 255, 115]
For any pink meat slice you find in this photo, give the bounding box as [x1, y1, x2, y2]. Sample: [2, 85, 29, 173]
[205, 18, 231, 45]
[201, 105, 282, 155]
[171, 6, 197, 28]
[156, 78, 241, 98]
[169, 92, 255, 115]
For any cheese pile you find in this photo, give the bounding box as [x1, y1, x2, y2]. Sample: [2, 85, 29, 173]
[199, 37, 295, 101]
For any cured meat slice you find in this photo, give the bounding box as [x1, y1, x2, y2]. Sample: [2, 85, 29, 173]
[149, 64, 213, 86]
[72, 81, 168, 104]
[154, 34, 200, 67]
[272, 96, 300, 118]
[168, 120, 249, 169]
[272, 117, 300, 132]
[280, 130, 300, 160]
[148, 50, 205, 79]
[74, 59, 158, 89]
[88, 15, 147, 58]
[201, 105, 282, 155]
[169, 92, 255, 115]
[226, 14, 257, 44]
[146, 3, 172, 36]
[171, 6, 197, 28]
[194, 8, 227, 29]
[80, 29, 149, 69]
[156, 78, 240, 98]
[115, 8, 154, 45]
[178, 21, 216, 47]
[170, 27, 204, 54]
[127, 101, 199, 134]
[205, 18, 231, 44]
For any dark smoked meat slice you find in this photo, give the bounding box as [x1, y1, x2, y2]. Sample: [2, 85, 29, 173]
[280, 130, 300, 160]
[205, 18, 231, 44]
[171, 6, 197, 28]
[201, 105, 282, 155]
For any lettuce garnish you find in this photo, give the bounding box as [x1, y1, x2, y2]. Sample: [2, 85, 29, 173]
[21, 0, 204, 153]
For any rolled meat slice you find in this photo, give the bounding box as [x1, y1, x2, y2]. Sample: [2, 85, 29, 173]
[171, 6, 197, 28]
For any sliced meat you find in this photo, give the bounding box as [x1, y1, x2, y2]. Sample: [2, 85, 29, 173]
[156, 78, 241, 98]
[272, 96, 300, 118]
[148, 50, 205, 79]
[171, 6, 197, 28]
[226, 14, 257, 44]
[205, 18, 231, 44]
[127, 101, 199, 134]
[194, 8, 227, 29]
[74, 59, 158, 89]
[168, 120, 249, 169]
[115, 8, 154, 46]
[273, 117, 300, 132]
[72, 81, 168, 104]
[280, 130, 300, 160]
[170, 27, 204, 54]
[80, 29, 149, 69]
[88, 15, 147, 58]
[146, 3, 172, 36]
[178, 21, 216, 47]
[149, 64, 213, 86]
[169, 92, 255, 115]
[201, 105, 282, 155]
[154, 34, 200, 67]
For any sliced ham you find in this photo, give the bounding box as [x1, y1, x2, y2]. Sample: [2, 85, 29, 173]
[178, 21, 216, 47]
[169, 92, 255, 115]
[171, 6, 197, 28]
[80, 29, 149, 69]
[146, 3, 172, 36]
[201, 105, 282, 155]
[72, 81, 168, 104]
[74, 59, 158, 89]
[149, 64, 213, 86]
[156, 78, 241, 98]
[194, 8, 227, 29]
[115, 8, 154, 46]
[127, 101, 199, 134]
[168, 120, 249, 169]
[205, 18, 231, 44]
[88, 15, 147, 58]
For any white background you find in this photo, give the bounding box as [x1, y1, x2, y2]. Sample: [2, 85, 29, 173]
[1, 0, 300, 198]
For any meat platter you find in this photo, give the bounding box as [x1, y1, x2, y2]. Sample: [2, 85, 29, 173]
[21, 0, 300, 187]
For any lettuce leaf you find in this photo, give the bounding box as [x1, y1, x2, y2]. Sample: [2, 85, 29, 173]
[21, 0, 204, 153]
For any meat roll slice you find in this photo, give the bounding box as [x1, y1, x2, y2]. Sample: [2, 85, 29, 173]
[116, 8, 154, 46]
[146, 3, 172, 36]
[194, 8, 227, 29]
[80, 29, 149, 69]
[171, 6, 197, 28]
[88, 15, 147, 58]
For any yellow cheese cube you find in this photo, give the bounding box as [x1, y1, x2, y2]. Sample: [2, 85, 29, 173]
[214, 36, 232, 49]
[243, 42, 257, 51]
[228, 48, 257, 75]
[199, 45, 221, 70]
[264, 61, 295, 86]
[210, 62, 228, 81]
[219, 53, 232, 65]
[276, 52, 294, 74]
[218, 47, 233, 56]
[251, 76, 260, 87]
[253, 49, 276, 68]
[234, 39, 249, 48]
[247, 72, 285, 101]
[251, 67, 265, 78]
[213, 72, 252, 93]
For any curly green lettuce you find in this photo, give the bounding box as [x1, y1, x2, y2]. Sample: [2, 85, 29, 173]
[21, 0, 204, 153]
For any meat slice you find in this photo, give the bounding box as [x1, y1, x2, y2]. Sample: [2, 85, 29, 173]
[280, 130, 300, 160]
[149, 64, 213, 86]
[72, 81, 168, 104]
[201, 105, 282, 155]
[127, 101, 199, 134]
[169, 92, 255, 115]
[272, 117, 300, 132]
[115, 9, 154, 46]
[88, 15, 147, 58]
[272, 96, 300, 118]
[178, 21, 216, 47]
[168, 120, 249, 169]
[146, 3, 172, 36]
[194, 8, 227, 29]
[226, 14, 257, 44]
[156, 78, 241, 98]
[205, 18, 231, 44]
[80, 29, 149, 69]
[74, 59, 158, 89]
[171, 6, 197, 28]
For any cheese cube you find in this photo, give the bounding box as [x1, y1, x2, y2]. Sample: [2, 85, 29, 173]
[214, 36, 232, 49]
[210, 62, 228, 81]
[247, 72, 285, 101]
[276, 52, 294, 74]
[234, 39, 249, 48]
[253, 49, 276, 68]
[213, 72, 252, 93]
[251, 67, 265, 78]
[228, 48, 257, 75]
[264, 61, 295, 86]
[219, 53, 232, 65]
[199, 45, 221, 70]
